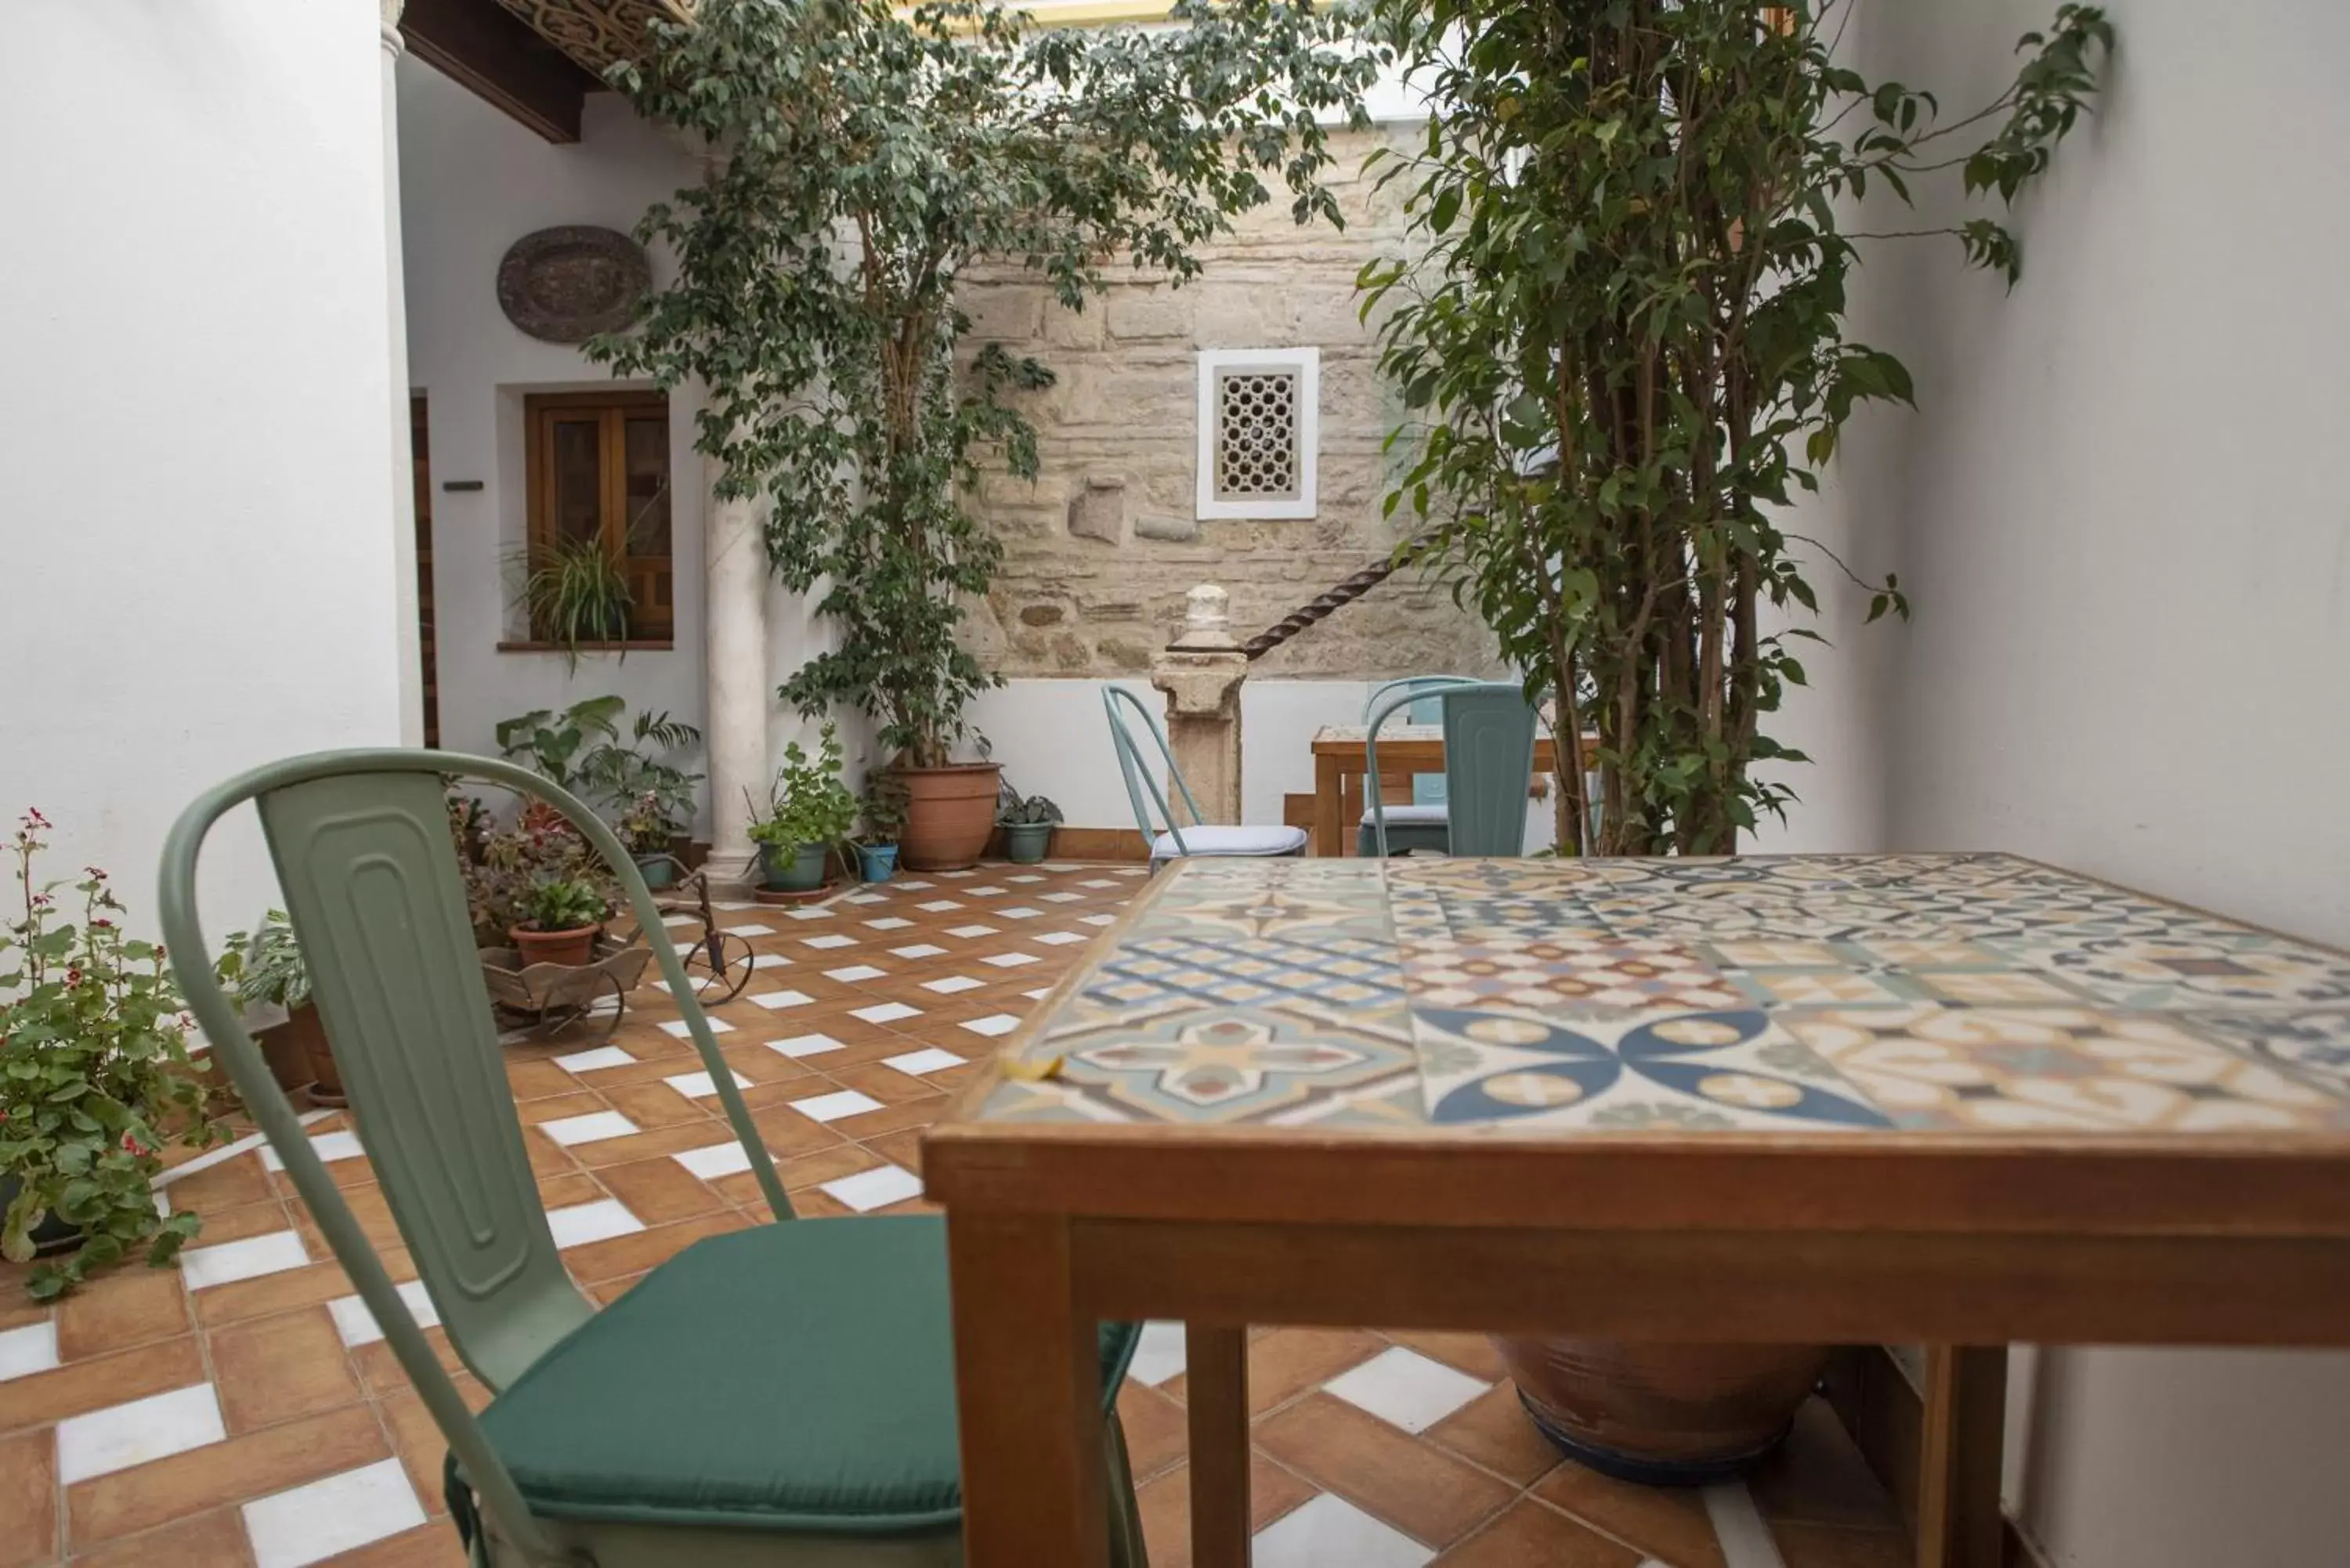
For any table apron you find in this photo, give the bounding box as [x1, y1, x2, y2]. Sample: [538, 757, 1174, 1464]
[1065, 1217, 2350, 1346]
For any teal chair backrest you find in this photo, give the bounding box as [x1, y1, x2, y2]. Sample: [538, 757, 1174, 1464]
[1364, 676, 1475, 806]
[1101, 685, 1204, 858]
[1364, 681, 1541, 857]
[157, 750, 794, 1563]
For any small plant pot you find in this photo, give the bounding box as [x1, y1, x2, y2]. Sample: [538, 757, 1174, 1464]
[275, 1000, 345, 1107]
[898, 763, 1003, 872]
[858, 843, 899, 883]
[1000, 822, 1054, 865]
[759, 841, 830, 893]
[634, 853, 679, 891]
[0, 1174, 85, 1259]
[510, 923, 600, 969]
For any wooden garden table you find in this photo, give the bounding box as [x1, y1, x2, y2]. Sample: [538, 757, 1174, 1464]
[924, 854, 2350, 1568]
[1307, 723, 1592, 857]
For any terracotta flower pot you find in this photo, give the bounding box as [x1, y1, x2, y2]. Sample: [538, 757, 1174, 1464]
[1496, 1335, 1831, 1485]
[273, 1000, 345, 1107]
[510, 923, 598, 969]
[898, 764, 1003, 871]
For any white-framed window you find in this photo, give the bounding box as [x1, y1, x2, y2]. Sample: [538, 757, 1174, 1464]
[1195, 346, 1318, 520]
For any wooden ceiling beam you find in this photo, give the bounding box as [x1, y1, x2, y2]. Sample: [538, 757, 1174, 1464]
[400, 0, 602, 145]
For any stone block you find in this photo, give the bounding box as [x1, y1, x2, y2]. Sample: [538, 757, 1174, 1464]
[1106, 290, 1194, 341]
[1066, 476, 1126, 544]
[1043, 299, 1104, 349]
[1133, 514, 1200, 544]
[964, 284, 1045, 342]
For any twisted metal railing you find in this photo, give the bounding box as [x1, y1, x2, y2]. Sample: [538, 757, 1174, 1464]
[1238, 526, 1443, 661]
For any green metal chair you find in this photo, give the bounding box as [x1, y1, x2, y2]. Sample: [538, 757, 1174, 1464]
[1363, 681, 1542, 858]
[158, 750, 1144, 1568]
[1355, 675, 1476, 856]
[1101, 686, 1307, 870]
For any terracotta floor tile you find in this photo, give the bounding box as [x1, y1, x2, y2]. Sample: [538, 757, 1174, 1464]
[569, 1121, 743, 1169]
[1118, 1382, 1190, 1483]
[1431, 1498, 1643, 1568]
[1534, 1462, 1726, 1568]
[1385, 1330, 1509, 1383]
[1255, 1393, 1517, 1548]
[748, 1106, 854, 1159]
[0, 1286, 46, 1335]
[318, 1521, 468, 1567]
[716, 1043, 818, 1086]
[774, 1143, 886, 1192]
[562, 1212, 745, 1285]
[208, 1306, 365, 1433]
[1770, 1521, 1913, 1568]
[1749, 1400, 1904, 1533]
[160, 1152, 276, 1213]
[379, 1387, 455, 1512]
[590, 1272, 649, 1306]
[0, 1426, 59, 1568]
[864, 1127, 927, 1174]
[830, 1094, 951, 1141]
[189, 1197, 305, 1248]
[68, 1403, 389, 1545]
[1426, 1385, 1565, 1488]
[521, 1132, 581, 1180]
[595, 1157, 725, 1225]
[69, 1505, 255, 1568]
[503, 1060, 579, 1101]
[602, 1079, 724, 1131]
[0, 1334, 207, 1433]
[1168, 1325, 1382, 1415]
[826, 1060, 952, 1107]
[514, 1091, 606, 1126]
[194, 1257, 381, 1329]
[54, 1265, 190, 1359]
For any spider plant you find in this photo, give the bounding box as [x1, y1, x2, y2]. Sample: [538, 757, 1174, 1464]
[513, 535, 634, 670]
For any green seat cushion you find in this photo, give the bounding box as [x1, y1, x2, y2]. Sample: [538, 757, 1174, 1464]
[470, 1216, 1136, 1534]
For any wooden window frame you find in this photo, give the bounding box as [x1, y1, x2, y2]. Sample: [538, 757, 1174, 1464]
[517, 388, 674, 649]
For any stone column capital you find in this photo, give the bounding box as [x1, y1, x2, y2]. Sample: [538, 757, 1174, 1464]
[1151, 648, 1249, 717]
[381, 0, 407, 55]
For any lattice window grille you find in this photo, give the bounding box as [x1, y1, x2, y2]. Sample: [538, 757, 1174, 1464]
[1213, 370, 1300, 501]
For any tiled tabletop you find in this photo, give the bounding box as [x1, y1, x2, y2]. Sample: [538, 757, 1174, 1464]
[981, 854, 2350, 1136]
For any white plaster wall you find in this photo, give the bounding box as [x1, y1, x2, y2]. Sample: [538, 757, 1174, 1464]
[396, 61, 710, 818]
[0, 2, 405, 939]
[1843, 1, 2350, 1563]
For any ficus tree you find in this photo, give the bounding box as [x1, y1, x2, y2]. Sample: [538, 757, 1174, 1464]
[1362, 0, 2111, 853]
[596, 0, 1380, 767]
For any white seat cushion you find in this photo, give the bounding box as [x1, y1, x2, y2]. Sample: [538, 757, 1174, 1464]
[1361, 804, 1450, 827]
[1152, 825, 1311, 860]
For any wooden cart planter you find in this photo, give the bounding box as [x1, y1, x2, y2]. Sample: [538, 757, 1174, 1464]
[481, 936, 649, 1043]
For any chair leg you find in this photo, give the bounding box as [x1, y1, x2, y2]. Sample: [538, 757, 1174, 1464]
[1104, 1407, 1148, 1568]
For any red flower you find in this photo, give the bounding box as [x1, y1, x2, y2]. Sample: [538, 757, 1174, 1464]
[121, 1133, 147, 1157]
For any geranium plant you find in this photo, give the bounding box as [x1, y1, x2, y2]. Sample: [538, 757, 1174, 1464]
[1, 810, 219, 1299]
[747, 725, 860, 853]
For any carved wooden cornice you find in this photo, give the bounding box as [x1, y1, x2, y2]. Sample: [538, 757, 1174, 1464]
[488, 0, 693, 78]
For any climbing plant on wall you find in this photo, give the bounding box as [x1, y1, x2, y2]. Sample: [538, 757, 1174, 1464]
[594, 0, 1379, 768]
[1363, 0, 2110, 853]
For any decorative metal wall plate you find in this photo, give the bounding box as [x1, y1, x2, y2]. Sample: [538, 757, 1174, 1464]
[496, 226, 651, 343]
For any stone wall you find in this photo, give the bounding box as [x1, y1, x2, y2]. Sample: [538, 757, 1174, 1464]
[958, 125, 1500, 680]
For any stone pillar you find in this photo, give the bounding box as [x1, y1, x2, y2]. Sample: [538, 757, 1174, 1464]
[1152, 585, 1250, 826]
[381, 0, 425, 746]
[703, 462, 768, 888]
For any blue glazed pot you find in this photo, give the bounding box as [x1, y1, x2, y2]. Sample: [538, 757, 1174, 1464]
[758, 841, 830, 893]
[633, 854, 678, 890]
[858, 843, 899, 883]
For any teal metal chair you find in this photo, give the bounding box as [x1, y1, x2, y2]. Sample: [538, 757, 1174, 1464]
[1101, 686, 1307, 870]
[1363, 681, 1542, 859]
[159, 750, 1144, 1568]
[1356, 675, 1477, 855]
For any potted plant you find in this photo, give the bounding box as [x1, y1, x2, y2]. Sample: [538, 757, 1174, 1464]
[2, 809, 218, 1299]
[510, 877, 608, 968]
[855, 773, 909, 884]
[616, 790, 682, 889]
[997, 785, 1063, 866]
[215, 910, 338, 1105]
[459, 805, 617, 951]
[746, 724, 857, 894]
[511, 536, 635, 672]
[595, 0, 1379, 873]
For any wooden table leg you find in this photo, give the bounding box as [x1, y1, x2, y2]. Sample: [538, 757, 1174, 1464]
[1187, 1324, 1251, 1568]
[1313, 754, 1343, 858]
[949, 1213, 1108, 1568]
[1917, 1346, 2006, 1568]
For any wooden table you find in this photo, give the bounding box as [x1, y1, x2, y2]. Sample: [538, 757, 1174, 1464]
[924, 855, 2350, 1568]
[1308, 723, 1584, 857]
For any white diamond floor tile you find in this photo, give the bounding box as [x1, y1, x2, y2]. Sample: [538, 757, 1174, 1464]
[1041, 891, 1084, 902]
[916, 900, 964, 912]
[826, 964, 888, 982]
[659, 1015, 734, 1037]
[1250, 1494, 1433, 1568]
[260, 1129, 364, 1172]
[1322, 1346, 1491, 1434]
[1704, 1483, 1788, 1568]
[891, 943, 948, 959]
[0, 1321, 60, 1382]
[982, 952, 1039, 968]
[960, 1014, 1020, 1038]
[851, 1001, 921, 1024]
[897, 880, 935, 890]
[884, 1047, 965, 1076]
[801, 934, 859, 949]
[242, 1458, 428, 1568]
[1126, 1321, 1187, 1386]
[57, 1383, 226, 1483]
[1036, 930, 1088, 945]
[750, 953, 795, 970]
[327, 1279, 441, 1349]
[946, 924, 999, 938]
[1006, 874, 1046, 883]
[865, 917, 914, 930]
[537, 1110, 641, 1147]
[712, 900, 758, 911]
[786, 908, 835, 920]
[727, 923, 776, 936]
[819, 1164, 926, 1213]
[788, 1089, 885, 1123]
[663, 1068, 754, 1099]
[1079, 913, 1116, 926]
[844, 893, 886, 905]
[552, 1044, 635, 1074]
[748, 988, 815, 1010]
[765, 1032, 846, 1059]
[660, 913, 699, 927]
[923, 974, 984, 995]
[179, 1230, 309, 1291]
[547, 1198, 644, 1249]
[674, 1141, 754, 1180]
[966, 885, 1007, 897]
[1023, 988, 1051, 999]
[1080, 879, 1121, 889]
[998, 906, 1043, 919]
[938, 870, 974, 878]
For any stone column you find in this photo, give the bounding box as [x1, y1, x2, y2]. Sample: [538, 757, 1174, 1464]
[381, 0, 425, 746]
[703, 462, 768, 888]
[1152, 585, 1250, 826]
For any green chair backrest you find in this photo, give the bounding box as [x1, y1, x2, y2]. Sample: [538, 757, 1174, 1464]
[1364, 675, 1475, 806]
[1365, 681, 1541, 857]
[159, 750, 795, 1564]
[1101, 685, 1205, 858]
